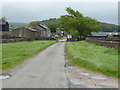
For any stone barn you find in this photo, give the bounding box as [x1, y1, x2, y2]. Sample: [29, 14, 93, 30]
[11, 27, 37, 40]
[31, 23, 51, 39]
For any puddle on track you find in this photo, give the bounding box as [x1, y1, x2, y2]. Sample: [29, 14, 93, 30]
[68, 66, 74, 69]
[70, 80, 82, 85]
[0, 75, 10, 79]
[80, 73, 90, 76]
[76, 70, 80, 72]
[70, 79, 102, 88]
[90, 76, 108, 80]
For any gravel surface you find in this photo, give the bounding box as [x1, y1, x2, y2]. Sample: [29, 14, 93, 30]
[65, 60, 118, 88]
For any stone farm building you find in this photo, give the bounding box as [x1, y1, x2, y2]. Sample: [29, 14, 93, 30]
[11, 27, 37, 40]
[31, 23, 51, 39]
[0, 21, 52, 43]
[11, 24, 51, 40]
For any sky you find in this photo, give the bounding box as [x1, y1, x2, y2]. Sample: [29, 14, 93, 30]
[1, 0, 119, 25]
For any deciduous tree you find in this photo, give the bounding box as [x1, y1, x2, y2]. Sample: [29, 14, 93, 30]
[60, 7, 100, 40]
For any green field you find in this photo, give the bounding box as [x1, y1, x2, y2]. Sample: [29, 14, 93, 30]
[66, 41, 118, 77]
[1, 40, 56, 70]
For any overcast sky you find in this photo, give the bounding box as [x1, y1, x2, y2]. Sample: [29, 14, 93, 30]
[1, 0, 118, 25]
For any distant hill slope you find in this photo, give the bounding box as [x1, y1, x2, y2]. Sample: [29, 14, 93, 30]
[11, 19, 118, 32]
[100, 22, 118, 32]
[41, 18, 118, 32]
[9, 22, 28, 30]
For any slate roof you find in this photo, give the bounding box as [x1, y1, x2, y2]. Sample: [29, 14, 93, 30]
[38, 24, 49, 30]
[25, 27, 37, 32]
[13, 27, 37, 32]
[92, 32, 119, 36]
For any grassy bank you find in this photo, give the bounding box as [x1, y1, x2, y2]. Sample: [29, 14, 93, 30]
[66, 41, 118, 77]
[1, 40, 56, 70]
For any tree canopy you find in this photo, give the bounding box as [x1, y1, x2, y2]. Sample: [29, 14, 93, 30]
[42, 18, 61, 33]
[59, 7, 100, 39]
[28, 21, 40, 28]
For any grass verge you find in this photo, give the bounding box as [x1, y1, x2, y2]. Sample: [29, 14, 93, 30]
[1, 40, 56, 70]
[66, 41, 118, 77]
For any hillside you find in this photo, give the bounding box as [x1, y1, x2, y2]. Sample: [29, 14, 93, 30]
[9, 19, 118, 32]
[41, 18, 118, 32]
[9, 22, 28, 30]
[100, 22, 118, 32]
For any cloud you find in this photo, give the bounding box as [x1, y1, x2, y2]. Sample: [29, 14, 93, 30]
[2, 2, 118, 24]
[0, 0, 119, 2]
